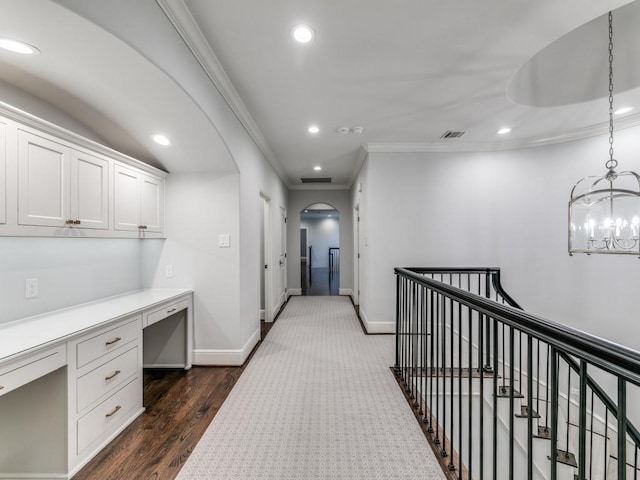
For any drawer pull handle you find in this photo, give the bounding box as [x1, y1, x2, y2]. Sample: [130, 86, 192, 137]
[105, 405, 122, 418]
[105, 337, 122, 346]
[105, 370, 122, 381]
[0, 385, 4, 390]
[73, 219, 81, 225]
[167, 308, 177, 314]
[138, 225, 147, 230]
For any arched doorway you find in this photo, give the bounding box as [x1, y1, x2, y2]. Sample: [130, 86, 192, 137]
[300, 203, 339, 295]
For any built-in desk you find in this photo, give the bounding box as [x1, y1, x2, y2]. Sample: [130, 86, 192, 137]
[0, 289, 193, 479]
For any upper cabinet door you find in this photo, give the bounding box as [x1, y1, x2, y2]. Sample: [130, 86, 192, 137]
[0, 121, 5, 225]
[71, 151, 109, 230]
[113, 164, 140, 232]
[18, 130, 71, 227]
[139, 174, 164, 234]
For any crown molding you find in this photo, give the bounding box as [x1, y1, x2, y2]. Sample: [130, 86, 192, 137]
[346, 145, 369, 187]
[156, 0, 290, 185]
[366, 114, 640, 155]
[0, 101, 168, 176]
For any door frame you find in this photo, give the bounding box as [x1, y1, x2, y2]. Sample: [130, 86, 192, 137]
[260, 193, 273, 322]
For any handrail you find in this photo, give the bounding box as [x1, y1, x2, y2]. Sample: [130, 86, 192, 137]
[559, 350, 640, 448]
[396, 267, 640, 386]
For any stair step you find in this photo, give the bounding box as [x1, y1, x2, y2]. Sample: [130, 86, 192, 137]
[547, 449, 578, 468]
[418, 367, 495, 378]
[515, 405, 540, 418]
[534, 426, 551, 439]
[496, 385, 524, 398]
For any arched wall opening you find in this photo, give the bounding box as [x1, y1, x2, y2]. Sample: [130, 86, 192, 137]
[300, 203, 340, 295]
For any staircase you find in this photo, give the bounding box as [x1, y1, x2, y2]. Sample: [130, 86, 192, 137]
[393, 267, 640, 480]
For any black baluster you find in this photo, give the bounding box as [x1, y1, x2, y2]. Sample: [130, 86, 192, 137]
[619, 378, 627, 480]
[550, 347, 558, 480]
[509, 327, 515, 480]
[578, 360, 587, 480]
[527, 335, 533, 480]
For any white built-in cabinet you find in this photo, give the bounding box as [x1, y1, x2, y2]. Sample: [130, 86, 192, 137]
[114, 164, 164, 234]
[0, 108, 166, 238]
[0, 121, 6, 225]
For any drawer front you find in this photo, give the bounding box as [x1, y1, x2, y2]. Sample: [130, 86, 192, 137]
[77, 377, 141, 455]
[0, 344, 66, 397]
[144, 297, 190, 328]
[76, 346, 139, 413]
[76, 316, 141, 368]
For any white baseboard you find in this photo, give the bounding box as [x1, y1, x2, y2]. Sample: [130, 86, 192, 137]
[360, 307, 395, 334]
[288, 288, 302, 296]
[339, 288, 353, 296]
[194, 327, 261, 366]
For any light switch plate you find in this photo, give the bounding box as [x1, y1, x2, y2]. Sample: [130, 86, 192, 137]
[25, 278, 38, 299]
[218, 234, 230, 248]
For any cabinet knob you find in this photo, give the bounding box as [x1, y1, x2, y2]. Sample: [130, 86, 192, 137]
[105, 405, 122, 418]
[73, 219, 81, 225]
[105, 336, 122, 346]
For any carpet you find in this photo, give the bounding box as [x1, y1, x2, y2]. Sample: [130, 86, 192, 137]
[177, 296, 444, 479]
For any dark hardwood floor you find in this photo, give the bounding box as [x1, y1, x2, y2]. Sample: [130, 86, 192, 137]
[72, 321, 274, 480]
[300, 264, 340, 296]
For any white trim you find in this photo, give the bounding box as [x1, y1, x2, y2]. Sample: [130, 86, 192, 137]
[288, 288, 302, 296]
[260, 309, 265, 320]
[347, 146, 369, 187]
[366, 114, 640, 155]
[193, 327, 260, 366]
[156, 0, 289, 184]
[359, 308, 395, 334]
[339, 288, 353, 296]
[269, 298, 284, 322]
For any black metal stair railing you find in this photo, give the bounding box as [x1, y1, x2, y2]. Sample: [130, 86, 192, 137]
[394, 267, 640, 480]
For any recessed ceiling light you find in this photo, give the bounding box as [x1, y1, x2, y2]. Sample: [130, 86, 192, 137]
[497, 127, 512, 135]
[314, 166, 322, 171]
[0, 37, 39, 55]
[308, 125, 320, 134]
[327, 214, 331, 217]
[151, 133, 172, 146]
[291, 25, 315, 44]
[615, 106, 633, 115]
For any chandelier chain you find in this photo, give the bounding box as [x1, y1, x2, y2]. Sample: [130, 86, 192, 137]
[607, 11, 617, 171]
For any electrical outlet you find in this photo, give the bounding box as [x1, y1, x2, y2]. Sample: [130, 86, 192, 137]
[165, 265, 173, 278]
[25, 278, 38, 299]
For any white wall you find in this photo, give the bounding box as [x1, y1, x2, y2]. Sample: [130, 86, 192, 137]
[0, 237, 141, 323]
[141, 173, 241, 361]
[300, 217, 340, 268]
[354, 126, 640, 347]
[288, 190, 353, 296]
[61, 0, 289, 364]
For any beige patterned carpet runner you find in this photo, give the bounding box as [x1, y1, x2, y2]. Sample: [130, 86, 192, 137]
[177, 296, 444, 479]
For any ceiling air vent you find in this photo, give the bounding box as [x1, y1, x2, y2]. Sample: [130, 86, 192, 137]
[440, 130, 466, 139]
[301, 177, 332, 184]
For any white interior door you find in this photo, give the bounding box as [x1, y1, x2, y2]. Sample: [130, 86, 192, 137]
[261, 195, 272, 322]
[278, 207, 287, 306]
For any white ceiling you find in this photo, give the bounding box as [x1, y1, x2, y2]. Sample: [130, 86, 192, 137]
[0, 1, 639, 187]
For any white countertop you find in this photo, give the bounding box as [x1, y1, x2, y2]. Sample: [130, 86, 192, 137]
[0, 289, 192, 363]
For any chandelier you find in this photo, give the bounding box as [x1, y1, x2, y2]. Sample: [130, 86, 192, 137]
[568, 11, 640, 256]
